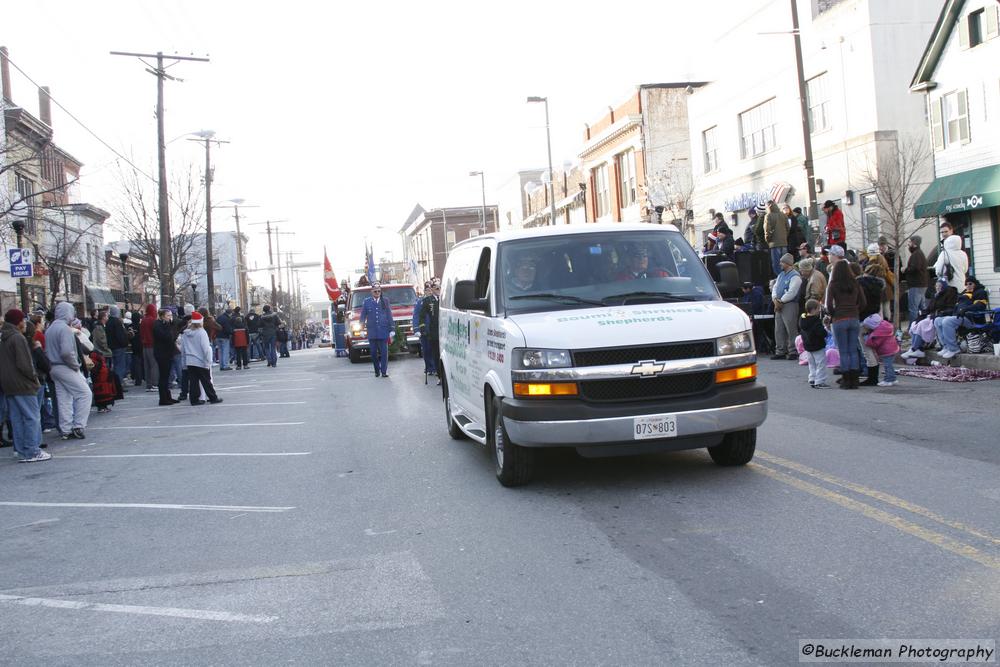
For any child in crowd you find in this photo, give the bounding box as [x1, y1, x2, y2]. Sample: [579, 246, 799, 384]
[799, 299, 830, 388]
[862, 314, 900, 387]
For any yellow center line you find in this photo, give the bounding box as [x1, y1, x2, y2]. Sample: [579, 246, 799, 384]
[750, 463, 1000, 571]
[757, 451, 1000, 546]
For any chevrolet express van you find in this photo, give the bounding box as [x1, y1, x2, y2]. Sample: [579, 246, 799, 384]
[438, 223, 767, 487]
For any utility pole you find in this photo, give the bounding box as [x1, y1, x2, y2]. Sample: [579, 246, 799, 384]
[249, 220, 288, 307]
[788, 0, 819, 223]
[111, 49, 209, 306]
[214, 202, 256, 310]
[188, 134, 229, 314]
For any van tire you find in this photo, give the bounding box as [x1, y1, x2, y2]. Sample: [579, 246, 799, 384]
[441, 374, 466, 440]
[490, 396, 534, 487]
[708, 429, 756, 466]
[348, 347, 362, 364]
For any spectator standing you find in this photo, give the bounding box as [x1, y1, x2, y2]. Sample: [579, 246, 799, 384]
[856, 263, 885, 386]
[764, 201, 788, 275]
[153, 308, 179, 406]
[246, 308, 261, 360]
[259, 305, 280, 368]
[129, 311, 143, 385]
[45, 302, 92, 438]
[793, 207, 812, 248]
[933, 234, 967, 291]
[902, 236, 928, 323]
[1, 310, 49, 461]
[140, 303, 159, 392]
[24, 320, 55, 433]
[770, 253, 802, 360]
[798, 259, 827, 309]
[215, 306, 233, 371]
[181, 311, 223, 405]
[91, 310, 113, 366]
[231, 307, 250, 370]
[825, 261, 866, 390]
[799, 299, 829, 388]
[106, 306, 129, 388]
[783, 204, 804, 254]
[862, 314, 900, 387]
[822, 200, 846, 249]
[752, 203, 768, 249]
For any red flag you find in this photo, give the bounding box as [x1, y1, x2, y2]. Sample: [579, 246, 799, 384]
[323, 247, 341, 302]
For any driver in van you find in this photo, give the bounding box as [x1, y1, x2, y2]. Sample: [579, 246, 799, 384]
[615, 245, 669, 281]
[507, 252, 539, 293]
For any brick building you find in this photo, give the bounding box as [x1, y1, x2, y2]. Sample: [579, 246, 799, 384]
[400, 203, 500, 284]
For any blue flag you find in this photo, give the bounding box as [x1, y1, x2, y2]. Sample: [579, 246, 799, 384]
[366, 244, 376, 284]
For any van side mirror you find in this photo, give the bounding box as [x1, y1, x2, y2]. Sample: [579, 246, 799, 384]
[715, 261, 740, 297]
[454, 280, 488, 312]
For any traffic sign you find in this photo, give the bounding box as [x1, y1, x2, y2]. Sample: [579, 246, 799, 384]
[8, 248, 33, 265]
[11, 263, 32, 278]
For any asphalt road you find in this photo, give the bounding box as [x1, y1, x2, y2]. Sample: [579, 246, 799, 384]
[1, 350, 997, 665]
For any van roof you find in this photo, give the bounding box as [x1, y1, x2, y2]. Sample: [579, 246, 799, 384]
[453, 222, 682, 250]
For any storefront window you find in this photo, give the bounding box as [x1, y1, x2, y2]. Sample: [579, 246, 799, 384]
[860, 193, 880, 247]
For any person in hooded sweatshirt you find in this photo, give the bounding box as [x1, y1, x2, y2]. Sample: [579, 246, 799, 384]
[181, 311, 222, 406]
[140, 303, 159, 392]
[933, 234, 968, 292]
[45, 302, 92, 439]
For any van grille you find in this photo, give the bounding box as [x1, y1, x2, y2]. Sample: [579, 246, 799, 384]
[579, 372, 714, 402]
[572, 341, 715, 367]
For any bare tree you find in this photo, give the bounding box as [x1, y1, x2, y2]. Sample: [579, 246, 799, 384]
[29, 206, 104, 309]
[1, 134, 80, 245]
[853, 134, 934, 331]
[113, 159, 206, 303]
[647, 160, 696, 241]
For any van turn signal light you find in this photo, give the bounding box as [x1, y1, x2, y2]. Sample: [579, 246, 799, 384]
[513, 382, 579, 398]
[714, 364, 756, 384]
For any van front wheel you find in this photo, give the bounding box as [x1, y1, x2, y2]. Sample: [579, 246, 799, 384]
[708, 429, 756, 466]
[490, 397, 534, 487]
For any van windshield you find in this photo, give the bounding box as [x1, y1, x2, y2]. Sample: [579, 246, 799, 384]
[498, 230, 718, 314]
[350, 287, 417, 309]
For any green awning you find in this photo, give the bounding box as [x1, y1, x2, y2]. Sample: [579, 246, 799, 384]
[914, 164, 1000, 218]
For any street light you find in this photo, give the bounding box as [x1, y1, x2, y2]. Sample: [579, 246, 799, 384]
[527, 96, 557, 227]
[10, 215, 28, 311]
[469, 171, 487, 234]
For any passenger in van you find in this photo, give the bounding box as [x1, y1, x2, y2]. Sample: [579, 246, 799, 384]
[614, 245, 670, 281]
[507, 252, 540, 293]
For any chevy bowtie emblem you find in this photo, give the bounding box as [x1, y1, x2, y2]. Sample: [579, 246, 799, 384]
[630, 359, 665, 378]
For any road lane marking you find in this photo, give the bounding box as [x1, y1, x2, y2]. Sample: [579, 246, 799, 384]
[106, 402, 308, 412]
[87, 422, 304, 429]
[0, 502, 294, 513]
[4, 518, 60, 530]
[0, 594, 276, 623]
[57, 452, 312, 458]
[757, 451, 1000, 545]
[219, 387, 314, 394]
[751, 463, 1000, 571]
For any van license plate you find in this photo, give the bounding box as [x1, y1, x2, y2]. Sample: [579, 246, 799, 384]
[633, 414, 678, 440]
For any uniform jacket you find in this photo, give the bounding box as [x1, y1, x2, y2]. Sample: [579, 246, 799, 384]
[416, 295, 440, 341]
[360, 295, 395, 341]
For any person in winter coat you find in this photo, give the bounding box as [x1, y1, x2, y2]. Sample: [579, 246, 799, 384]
[416, 279, 441, 380]
[764, 201, 789, 277]
[44, 302, 92, 439]
[855, 266, 884, 385]
[106, 305, 129, 387]
[825, 261, 866, 389]
[1, 310, 49, 461]
[181, 312, 222, 405]
[902, 235, 929, 323]
[822, 200, 846, 249]
[89, 351, 117, 412]
[140, 303, 159, 391]
[933, 234, 968, 291]
[933, 277, 990, 360]
[91, 310, 113, 362]
[900, 278, 958, 361]
[230, 307, 250, 369]
[793, 207, 812, 248]
[862, 314, 900, 387]
[770, 254, 802, 360]
[360, 283, 395, 378]
[24, 320, 55, 432]
[783, 204, 804, 254]
[798, 259, 827, 312]
[215, 307, 233, 371]
[864, 256, 894, 321]
[277, 324, 291, 357]
[153, 308, 179, 406]
[259, 305, 281, 367]
[799, 299, 829, 388]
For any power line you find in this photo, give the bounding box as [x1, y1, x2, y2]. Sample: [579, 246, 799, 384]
[2, 53, 159, 186]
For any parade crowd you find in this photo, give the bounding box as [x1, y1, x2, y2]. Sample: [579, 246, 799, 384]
[0, 302, 312, 463]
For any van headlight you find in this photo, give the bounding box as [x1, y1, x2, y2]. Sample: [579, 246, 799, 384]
[512, 348, 572, 369]
[716, 331, 754, 356]
[350, 321, 362, 333]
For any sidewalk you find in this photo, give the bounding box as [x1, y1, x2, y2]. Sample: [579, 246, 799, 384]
[901, 347, 1000, 372]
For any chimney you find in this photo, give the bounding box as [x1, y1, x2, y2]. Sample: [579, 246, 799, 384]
[39, 86, 52, 126]
[0, 46, 11, 102]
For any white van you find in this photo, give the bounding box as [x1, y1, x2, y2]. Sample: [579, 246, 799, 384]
[439, 223, 767, 487]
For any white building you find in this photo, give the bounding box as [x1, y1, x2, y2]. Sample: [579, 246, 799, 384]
[495, 169, 544, 230]
[910, 0, 1000, 297]
[687, 0, 941, 249]
[175, 231, 247, 310]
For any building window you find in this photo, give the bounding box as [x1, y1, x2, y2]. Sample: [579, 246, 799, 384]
[806, 73, 830, 133]
[702, 127, 719, 173]
[446, 230, 456, 249]
[616, 150, 636, 208]
[13, 173, 36, 237]
[860, 193, 880, 247]
[70, 272, 83, 295]
[212, 254, 221, 271]
[934, 90, 971, 148]
[469, 229, 480, 238]
[593, 164, 610, 218]
[739, 99, 777, 159]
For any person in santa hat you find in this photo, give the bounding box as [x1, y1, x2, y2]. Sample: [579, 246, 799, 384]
[180, 311, 223, 406]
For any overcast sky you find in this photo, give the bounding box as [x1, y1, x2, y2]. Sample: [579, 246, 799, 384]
[4, 0, 772, 299]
